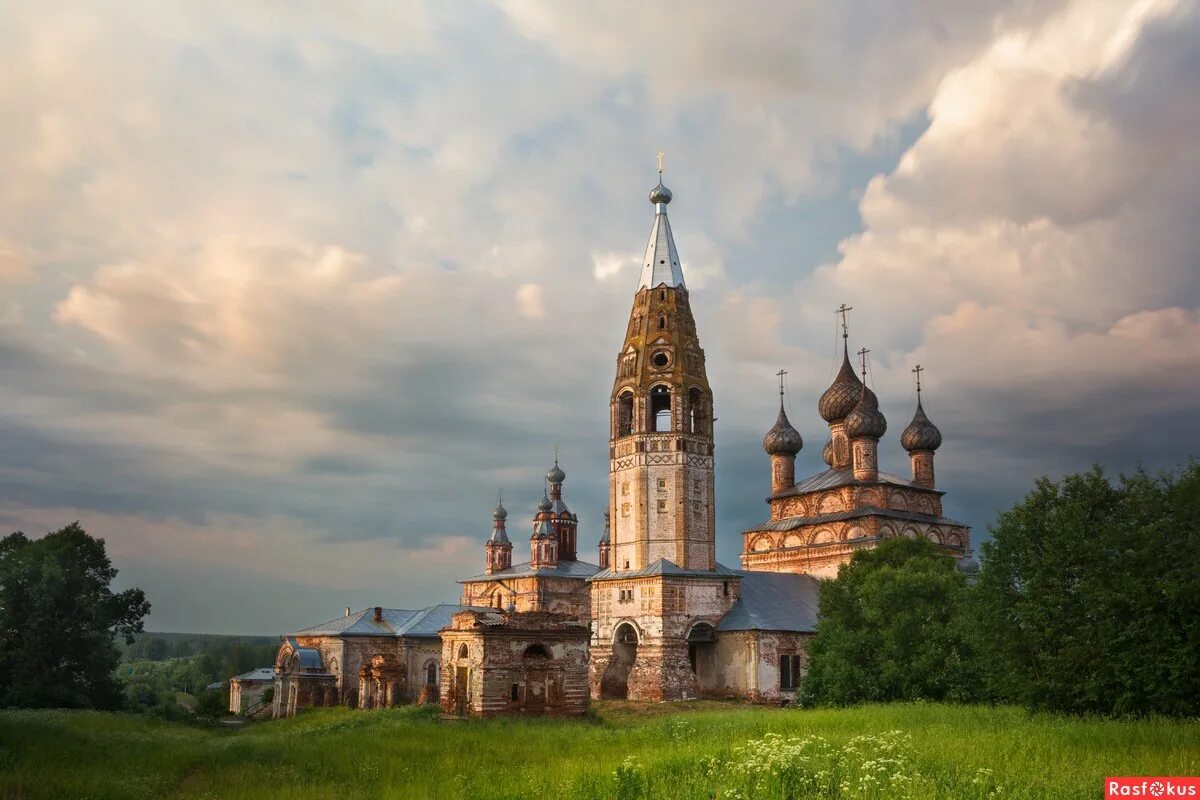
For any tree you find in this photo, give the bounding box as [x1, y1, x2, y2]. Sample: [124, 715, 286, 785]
[972, 463, 1200, 715]
[0, 522, 150, 709]
[800, 537, 979, 706]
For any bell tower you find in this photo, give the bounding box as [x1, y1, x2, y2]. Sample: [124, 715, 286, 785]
[608, 174, 715, 572]
[589, 167, 737, 703]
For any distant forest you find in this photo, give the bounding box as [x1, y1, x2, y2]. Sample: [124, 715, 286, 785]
[119, 632, 278, 717]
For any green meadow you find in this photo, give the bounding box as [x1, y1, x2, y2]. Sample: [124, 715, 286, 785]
[0, 702, 1196, 799]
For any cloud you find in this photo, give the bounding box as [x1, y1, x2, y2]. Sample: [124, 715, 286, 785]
[0, 0, 1196, 632]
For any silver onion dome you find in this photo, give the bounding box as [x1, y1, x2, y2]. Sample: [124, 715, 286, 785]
[819, 347, 865, 423]
[537, 492, 553, 513]
[492, 501, 508, 522]
[762, 404, 803, 456]
[649, 180, 672, 205]
[901, 398, 942, 452]
[546, 462, 566, 485]
[845, 385, 887, 440]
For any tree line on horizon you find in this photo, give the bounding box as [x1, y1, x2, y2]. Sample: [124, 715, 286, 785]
[0, 462, 1196, 717]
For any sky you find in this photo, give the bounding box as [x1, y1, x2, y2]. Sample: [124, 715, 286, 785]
[2, 0, 1199, 634]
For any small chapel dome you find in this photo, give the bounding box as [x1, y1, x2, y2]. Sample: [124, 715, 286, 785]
[537, 493, 553, 513]
[649, 180, 673, 206]
[822, 439, 834, 467]
[900, 399, 943, 452]
[492, 500, 508, 522]
[762, 405, 803, 456]
[818, 350, 865, 423]
[845, 386, 887, 440]
[546, 462, 566, 485]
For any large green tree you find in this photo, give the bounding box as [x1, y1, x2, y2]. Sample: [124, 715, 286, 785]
[0, 522, 150, 709]
[800, 537, 979, 706]
[973, 463, 1200, 715]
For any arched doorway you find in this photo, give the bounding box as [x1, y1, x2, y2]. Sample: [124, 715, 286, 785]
[687, 622, 717, 695]
[601, 623, 639, 699]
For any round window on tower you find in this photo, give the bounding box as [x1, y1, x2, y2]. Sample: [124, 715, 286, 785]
[652, 351, 671, 369]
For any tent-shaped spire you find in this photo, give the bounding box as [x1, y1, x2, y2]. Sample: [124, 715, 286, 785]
[637, 176, 686, 290]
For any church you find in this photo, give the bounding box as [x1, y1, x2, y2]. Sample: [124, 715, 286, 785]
[270, 171, 970, 718]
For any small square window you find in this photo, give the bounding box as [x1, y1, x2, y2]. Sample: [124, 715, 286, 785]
[657, 499, 668, 512]
[657, 478, 667, 490]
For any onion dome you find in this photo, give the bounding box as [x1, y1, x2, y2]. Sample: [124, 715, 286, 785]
[762, 403, 803, 456]
[537, 492, 552, 513]
[546, 462, 566, 485]
[492, 500, 508, 522]
[958, 551, 980, 578]
[822, 439, 834, 467]
[649, 180, 672, 206]
[900, 398, 942, 452]
[844, 385, 887, 440]
[819, 347, 865, 423]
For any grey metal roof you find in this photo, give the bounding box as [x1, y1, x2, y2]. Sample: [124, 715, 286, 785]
[459, 559, 599, 583]
[718, 572, 820, 633]
[744, 505, 968, 533]
[231, 668, 276, 683]
[638, 181, 685, 289]
[284, 637, 324, 669]
[290, 604, 476, 638]
[774, 467, 945, 498]
[588, 558, 740, 581]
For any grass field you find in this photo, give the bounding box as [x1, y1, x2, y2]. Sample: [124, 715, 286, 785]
[0, 702, 1196, 799]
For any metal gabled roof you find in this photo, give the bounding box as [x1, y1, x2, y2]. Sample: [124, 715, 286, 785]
[773, 467, 946, 498]
[290, 604, 485, 638]
[231, 667, 276, 683]
[588, 558, 740, 581]
[718, 572, 821, 633]
[459, 559, 600, 583]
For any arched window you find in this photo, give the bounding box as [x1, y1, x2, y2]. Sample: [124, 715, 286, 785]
[650, 385, 671, 432]
[615, 623, 639, 645]
[617, 392, 634, 437]
[425, 661, 438, 686]
[457, 644, 469, 660]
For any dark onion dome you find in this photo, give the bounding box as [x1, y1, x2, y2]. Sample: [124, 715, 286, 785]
[958, 551, 980, 576]
[546, 462, 566, 485]
[844, 384, 887, 440]
[822, 439, 834, 467]
[900, 398, 943, 452]
[818, 347, 865, 423]
[537, 492, 552, 513]
[649, 180, 673, 205]
[492, 501, 508, 522]
[762, 403, 803, 456]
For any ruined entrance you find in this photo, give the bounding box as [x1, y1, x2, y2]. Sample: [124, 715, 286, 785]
[601, 622, 639, 699]
[687, 622, 717, 695]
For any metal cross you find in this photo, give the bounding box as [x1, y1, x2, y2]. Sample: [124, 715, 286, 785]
[857, 346, 871, 379]
[912, 364, 924, 394]
[657, 151, 665, 174]
[553, 443, 560, 465]
[837, 304, 853, 339]
[776, 368, 788, 399]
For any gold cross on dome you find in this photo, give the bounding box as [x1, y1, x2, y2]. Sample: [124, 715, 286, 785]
[657, 151, 665, 174]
